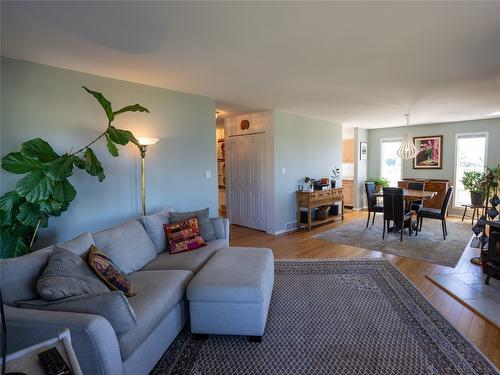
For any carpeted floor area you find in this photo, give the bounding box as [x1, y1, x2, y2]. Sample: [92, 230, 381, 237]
[151, 259, 499, 375]
[314, 216, 472, 267]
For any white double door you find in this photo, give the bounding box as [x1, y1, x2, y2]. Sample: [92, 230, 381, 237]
[226, 133, 267, 231]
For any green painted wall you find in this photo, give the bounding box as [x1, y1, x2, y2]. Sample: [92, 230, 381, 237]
[367, 118, 500, 182]
[273, 111, 343, 233]
[1, 57, 217, 247]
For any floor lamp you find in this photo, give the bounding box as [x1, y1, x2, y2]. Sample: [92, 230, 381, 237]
[138, 137, 159, 216]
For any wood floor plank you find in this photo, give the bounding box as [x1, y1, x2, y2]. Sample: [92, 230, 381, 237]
[229, 210, 500, 369]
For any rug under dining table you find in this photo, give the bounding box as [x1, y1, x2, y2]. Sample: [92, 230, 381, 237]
[314, 216, 473, 267]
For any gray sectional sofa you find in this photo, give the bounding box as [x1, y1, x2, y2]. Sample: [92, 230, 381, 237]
[0, 207, 231, 375]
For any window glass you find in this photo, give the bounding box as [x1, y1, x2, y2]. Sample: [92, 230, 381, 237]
[381, 139, 402, 187]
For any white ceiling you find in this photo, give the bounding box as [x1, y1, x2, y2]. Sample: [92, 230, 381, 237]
[2, 1, 500, 128]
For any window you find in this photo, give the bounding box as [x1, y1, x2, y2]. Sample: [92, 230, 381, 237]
[380, 139, 402, 187]
[454, 133, 488, 207]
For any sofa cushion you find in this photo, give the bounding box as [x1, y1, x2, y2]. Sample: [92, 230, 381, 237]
[0, 246, 54, 305]
[92, 220, 157, 274]
[141, 239, 226, 273]
[164, 218, 206, 254]
[17, 291, 137, 336]
[140, 206, 174, 254]
[169, 208, 216, 242]
[88, 245, 135, 297]
[210, 217, 227, 239]
[38, 246, 109, 301]
[59, 232, 95, 258]
[117, 270, 193, 360]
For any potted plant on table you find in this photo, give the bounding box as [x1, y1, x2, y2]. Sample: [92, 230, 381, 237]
[366, 177, 390, 193]
[462, 171, 486, 206]
[330, 167, 340, 188]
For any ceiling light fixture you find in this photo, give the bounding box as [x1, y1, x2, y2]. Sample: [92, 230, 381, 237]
[397, 113, 418, 160]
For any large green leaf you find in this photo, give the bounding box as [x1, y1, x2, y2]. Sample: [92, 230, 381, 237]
[16, 201, 48, 228]
[106, 126, 139, 146]
[83, 148, 105, 181]
[0, 230, 30, 258]
[11, 222, 34, 238]
[16, 169, 54, 202]
[39, 199, 64, 216]
[1, 152, 45, 174]
[82, 86, 114, 123]
[0, 191, 22, 212]
[46, 155, 75, 180]
[52, 179, 77, 203]
[1, 210, 14, 227]
[73, 156, 86, 169]
[105, 134, 119, 157]
[21, 138, 59, 162]
[113, 104, 150, 117]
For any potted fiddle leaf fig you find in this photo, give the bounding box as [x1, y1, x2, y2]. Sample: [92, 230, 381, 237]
[462, 171, 486, 206]
[0, 86, 149, 258]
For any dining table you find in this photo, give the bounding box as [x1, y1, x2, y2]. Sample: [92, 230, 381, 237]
[373, 188, 437, 232]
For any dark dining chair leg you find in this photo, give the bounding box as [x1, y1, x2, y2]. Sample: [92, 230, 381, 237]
[461, 206, 467, 222]
[400, 222, 403, 242]
[372, 212, 376, 226]
[366, 211, 371, 228]
[419, 216, 423, 232]
[382, 219, 386, 239]
[444, 220, 448, 236]
[441, 220, 446, 240]
[408, 221, 412, 237]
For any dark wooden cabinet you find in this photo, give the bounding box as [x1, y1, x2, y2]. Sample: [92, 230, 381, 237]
[398, 179, 450, 210]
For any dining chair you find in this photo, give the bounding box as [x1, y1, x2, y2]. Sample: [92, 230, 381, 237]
[382, 187, 413, 242]
[417, 187, 454, 240]
[407, 181, 424, 213]
[365, 182, 383, 228]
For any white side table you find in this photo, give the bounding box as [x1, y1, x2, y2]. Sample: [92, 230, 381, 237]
[2, 329, 82, 375]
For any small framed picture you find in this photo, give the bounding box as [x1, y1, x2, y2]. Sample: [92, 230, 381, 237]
[413, 135, 443, 169]
[360, 142, 368, 160]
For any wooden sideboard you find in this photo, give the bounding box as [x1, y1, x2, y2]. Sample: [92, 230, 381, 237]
[398, 179, 450, 210]
[296, 188, 344, 231]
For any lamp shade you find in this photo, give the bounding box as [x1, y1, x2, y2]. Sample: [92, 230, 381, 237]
[397, 133, 418, 160]
[138, 137, 159, 146]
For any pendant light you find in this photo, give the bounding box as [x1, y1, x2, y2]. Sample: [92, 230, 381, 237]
[397, 113, 418, 160]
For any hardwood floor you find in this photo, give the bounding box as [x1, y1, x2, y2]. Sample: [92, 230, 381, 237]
[229, 210, 500, 368]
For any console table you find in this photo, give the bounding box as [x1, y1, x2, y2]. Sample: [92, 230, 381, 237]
[296, 188, 344, 231]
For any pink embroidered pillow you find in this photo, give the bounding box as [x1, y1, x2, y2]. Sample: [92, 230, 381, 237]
[164, 218, 206, 254]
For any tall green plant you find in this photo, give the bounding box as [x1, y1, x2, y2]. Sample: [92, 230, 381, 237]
[461, 171, 485, 193]
[0, 86, 149, 258]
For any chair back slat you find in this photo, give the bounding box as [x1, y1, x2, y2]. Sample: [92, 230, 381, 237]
[383, 187, 405, 222]
[364, 182, 377, 208]
[441, 187, 454, 216]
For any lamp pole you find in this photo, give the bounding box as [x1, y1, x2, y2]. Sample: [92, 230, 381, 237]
[140, 144, 147, 217]
[137, 137, 159, 216]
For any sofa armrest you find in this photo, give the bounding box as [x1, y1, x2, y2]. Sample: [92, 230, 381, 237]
[4, 304, 123, 375]
[211, 217, 230, 241]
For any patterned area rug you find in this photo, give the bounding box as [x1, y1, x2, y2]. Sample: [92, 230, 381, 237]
[314, 216, 472, 267]
[151, 259, 498, 375]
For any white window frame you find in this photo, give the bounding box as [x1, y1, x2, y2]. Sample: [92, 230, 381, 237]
[380, 137, 403, 187]
[453, 132, 489, 209]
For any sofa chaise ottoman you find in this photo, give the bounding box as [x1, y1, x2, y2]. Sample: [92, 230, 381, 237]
[186, 247, 274, 341]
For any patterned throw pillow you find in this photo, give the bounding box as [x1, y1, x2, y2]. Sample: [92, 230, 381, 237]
[164, 218, 207, 254]
[88, 245, 135, 297]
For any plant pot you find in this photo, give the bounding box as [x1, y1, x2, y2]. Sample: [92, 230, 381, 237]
[375, 185, 383, 193]
[470, 191, 485, 206]
[331, 180, 336, 189]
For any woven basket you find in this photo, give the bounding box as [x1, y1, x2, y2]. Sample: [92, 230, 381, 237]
[317, 205, 331, 220]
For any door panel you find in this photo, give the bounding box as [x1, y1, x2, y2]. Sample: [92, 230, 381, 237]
[226, 133, 267, 231]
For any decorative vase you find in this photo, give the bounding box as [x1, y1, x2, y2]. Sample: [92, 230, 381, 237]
[331, 180, 336, 189]
[470, 191, 484, 206]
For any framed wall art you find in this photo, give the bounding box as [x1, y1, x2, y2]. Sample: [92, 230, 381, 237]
[360, 142, 367, 160]
[413, 135, 443, 169]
